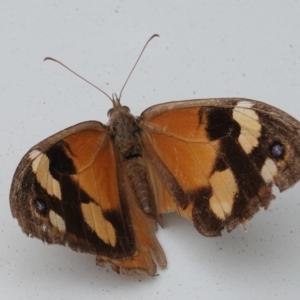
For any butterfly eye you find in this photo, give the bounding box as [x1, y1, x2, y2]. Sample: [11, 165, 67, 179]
[107, 108, 114, 117]
[33, 198, 48, 215]
[122, 106, 130, 112]
[269, 141, 285, 160]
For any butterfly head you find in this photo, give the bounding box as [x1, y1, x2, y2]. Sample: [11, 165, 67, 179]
[107, 93, 129, 115]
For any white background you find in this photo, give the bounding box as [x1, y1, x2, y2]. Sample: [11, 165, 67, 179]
[1, 1, 300, 299]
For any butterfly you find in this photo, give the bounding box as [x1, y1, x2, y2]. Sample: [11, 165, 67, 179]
[9, 36, 300, 276]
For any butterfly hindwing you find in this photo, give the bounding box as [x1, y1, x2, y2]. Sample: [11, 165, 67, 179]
[139, 98, 300, 237]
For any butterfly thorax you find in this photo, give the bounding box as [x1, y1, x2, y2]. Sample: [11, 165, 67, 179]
[108, 105, 142, 158]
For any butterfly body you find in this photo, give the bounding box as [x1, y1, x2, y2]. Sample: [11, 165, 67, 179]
[10, 97, 300, 276]
[108, 97, 156, 216]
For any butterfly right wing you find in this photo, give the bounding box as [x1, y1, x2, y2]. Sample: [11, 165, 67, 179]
[10, 121, 165, 276]
[139, 98, 300, 237]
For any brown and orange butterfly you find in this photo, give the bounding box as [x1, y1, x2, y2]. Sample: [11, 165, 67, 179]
[10, 35, 300, 276]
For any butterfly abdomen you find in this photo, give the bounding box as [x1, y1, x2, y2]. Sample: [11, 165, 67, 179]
[125, 157, 154, 214]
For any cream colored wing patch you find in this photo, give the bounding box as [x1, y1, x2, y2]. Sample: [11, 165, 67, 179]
[29, 150, 62, 200]
[261, 157, 278, 184]
[209, 168, 238, 220]
[233, 101, 262, 154]
[49, 210, 66, 232]
[81, 202, 116, 247]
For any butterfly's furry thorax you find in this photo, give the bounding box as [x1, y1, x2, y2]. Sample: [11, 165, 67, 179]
[108, 98, 141, 159]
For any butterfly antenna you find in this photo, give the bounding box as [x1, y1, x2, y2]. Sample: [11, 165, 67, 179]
[118, 34, 160, 100]
[43, 57, 113, 103]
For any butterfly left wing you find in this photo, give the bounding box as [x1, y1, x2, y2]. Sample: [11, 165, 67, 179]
[10, 121, 166, 276]
[139, 98, 300, 236]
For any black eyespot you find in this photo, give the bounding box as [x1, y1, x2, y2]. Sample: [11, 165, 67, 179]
[33, 198, 48, 215]
[269, 141, 285, 160]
